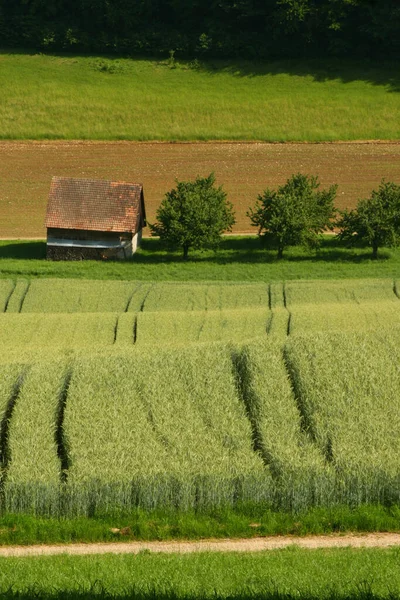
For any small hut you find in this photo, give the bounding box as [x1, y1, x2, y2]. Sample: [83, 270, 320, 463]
[45, 176, 146, 260]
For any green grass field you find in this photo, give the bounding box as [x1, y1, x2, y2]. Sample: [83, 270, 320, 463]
[0, 547, 400, 598]
[1, 53, 400, 141]
[0, 504, 400, 546]
[2, 237, 400, 281]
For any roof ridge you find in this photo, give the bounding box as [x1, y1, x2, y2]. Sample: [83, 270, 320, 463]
[52, 175, 143, 187]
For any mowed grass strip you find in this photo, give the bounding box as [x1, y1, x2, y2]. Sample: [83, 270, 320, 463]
[285, 332, 400, 504]
[64, 346, 270, 514]
[1, 54, 400, 141]
[4, 361, 68, 515]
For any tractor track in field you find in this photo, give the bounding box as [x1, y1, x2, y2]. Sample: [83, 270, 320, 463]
[2, 533, 400, 557]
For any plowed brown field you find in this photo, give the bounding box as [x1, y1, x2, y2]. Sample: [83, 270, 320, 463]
[1, 141, 400, 238]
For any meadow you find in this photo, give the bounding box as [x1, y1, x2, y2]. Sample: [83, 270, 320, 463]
[1, 277, 400, 520]
[1, 547, 400, 599]
[4, 237, 400, 282]
[1, 53, 400, 142]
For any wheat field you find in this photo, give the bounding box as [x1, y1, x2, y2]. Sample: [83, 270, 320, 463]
[0, 277, 400, 514]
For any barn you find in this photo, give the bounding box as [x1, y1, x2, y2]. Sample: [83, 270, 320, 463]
[45, 176, 146, 260]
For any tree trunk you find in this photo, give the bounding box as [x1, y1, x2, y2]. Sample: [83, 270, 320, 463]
[277, 246, 284, 260]
[372, 241, 378, 259]
[183, 244, 189, 260]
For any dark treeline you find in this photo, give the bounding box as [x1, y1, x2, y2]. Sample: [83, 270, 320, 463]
[0, 0, 399, 59]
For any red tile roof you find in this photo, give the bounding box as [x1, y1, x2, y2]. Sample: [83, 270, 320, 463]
[45, 177, 146, 233]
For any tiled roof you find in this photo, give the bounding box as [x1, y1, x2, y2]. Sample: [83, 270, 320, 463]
[45, 177, 146, 233]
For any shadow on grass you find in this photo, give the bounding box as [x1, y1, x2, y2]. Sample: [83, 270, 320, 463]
[1, 50, 399, 92]
[194, 57, 400, 92]
[133, 238, 383, 265]
[0, 241, 46, 260]
[0, 238, 385, 265]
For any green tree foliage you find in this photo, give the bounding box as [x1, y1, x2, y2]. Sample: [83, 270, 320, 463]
[337, 181, 400, 259]
[150, 173, 235, 259]
[1, 0, 399, 58]
[248, 174, 337, 259]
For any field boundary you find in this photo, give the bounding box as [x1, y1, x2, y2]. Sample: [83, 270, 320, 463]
[2, 140, 400, 146]
[1, 533, 400, 556]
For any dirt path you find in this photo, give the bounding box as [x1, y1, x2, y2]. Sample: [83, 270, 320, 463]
[2, 533, 400, 557]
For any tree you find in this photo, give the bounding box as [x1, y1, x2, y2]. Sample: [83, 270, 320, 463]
[337, 180, 400, 259]
[247, 173, 337, 259]
[150, 173, 235, 259]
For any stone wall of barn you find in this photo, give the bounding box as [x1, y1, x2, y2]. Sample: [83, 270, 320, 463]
[46, 228, 137, 261]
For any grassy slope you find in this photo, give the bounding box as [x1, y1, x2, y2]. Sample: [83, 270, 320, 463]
[1, 53, 400, 141]
[1, 548, 400, 598]
[1, 237, 400, 281]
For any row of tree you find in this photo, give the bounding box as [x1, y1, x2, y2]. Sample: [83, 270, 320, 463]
[1, 0, 399, 59]
[151, 173, 400, 260]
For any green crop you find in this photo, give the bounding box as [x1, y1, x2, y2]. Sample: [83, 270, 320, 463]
[285, 331, 400, 505]
[0, 280, 14, 312]
[136, 308, 270, 346]
[268, 308, 290, 338]
[0, 314, 118, 348]
[290, 301, 400, 334]
[20, 280, 151, 313]
[234, 339, 333, 511]
[0, 277, 399, 517]
[4, 280, 30, 313]
[285, 278, 396, 306]
[5, 360, 68, 515]
[62, 345, 271, 514]
[114, 313, 137, 345]
[0, 363, 25, 429]
[141, 282, 271, 312]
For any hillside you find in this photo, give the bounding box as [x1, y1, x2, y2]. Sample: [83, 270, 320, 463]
[1, 54, 400, 142]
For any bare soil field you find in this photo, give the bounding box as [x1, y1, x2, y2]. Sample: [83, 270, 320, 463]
[1, 534, 400, 557]
[1, 141, 400, 238]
